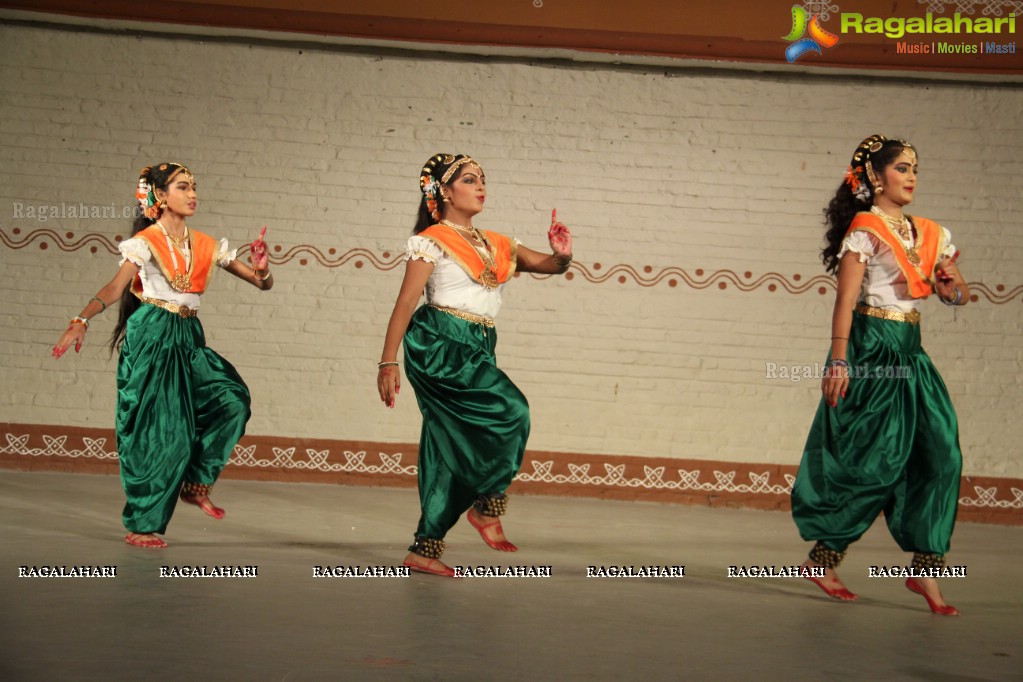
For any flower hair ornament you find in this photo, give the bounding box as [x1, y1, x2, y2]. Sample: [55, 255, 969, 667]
[420, 154, 451, 222]
[136, 169, 159, 220]
[420, 154, 480, 222]
[844, 134, 886, 203]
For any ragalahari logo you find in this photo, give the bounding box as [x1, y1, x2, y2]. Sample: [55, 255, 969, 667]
[783, 5, 840, 62]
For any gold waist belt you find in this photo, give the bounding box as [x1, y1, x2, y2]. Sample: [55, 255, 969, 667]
[855, 303, 919, 325]
[429, 304, 495, 328]
[141, 296, 199, 318]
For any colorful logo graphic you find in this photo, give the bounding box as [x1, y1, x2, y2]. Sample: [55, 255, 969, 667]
[783, 5, 840, 62]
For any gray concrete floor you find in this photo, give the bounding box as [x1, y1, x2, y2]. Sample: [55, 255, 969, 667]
[1, 470, 1020, 682]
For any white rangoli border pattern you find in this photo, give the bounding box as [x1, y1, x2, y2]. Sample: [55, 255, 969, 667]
[917, 0, 1023, 15]
[2, 431, 1021, 510]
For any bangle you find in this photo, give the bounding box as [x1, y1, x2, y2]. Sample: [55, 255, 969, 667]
[90, 296, 107, 312]
[70, 316, 89, 329]
[258, 270, 271, 282]
[940, 288, 961, 306]
[831, 337, 849, 340]
[552, 253, 572, 268]
[830, 359, 849, 368]
[378, 361, 399, 369]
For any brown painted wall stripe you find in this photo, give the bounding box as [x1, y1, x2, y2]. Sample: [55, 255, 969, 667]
[4, 229, 1020, 302]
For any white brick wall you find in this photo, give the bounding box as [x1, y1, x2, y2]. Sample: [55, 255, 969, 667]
[1, 23, 1021, 476]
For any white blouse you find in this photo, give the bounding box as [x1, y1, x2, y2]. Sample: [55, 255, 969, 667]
[839, 223, 956, 313]
[118, 231, 237, 310]
[405, 234, 518, 319]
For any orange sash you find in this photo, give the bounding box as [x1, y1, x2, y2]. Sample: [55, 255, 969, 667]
[419, 225, 517, 286]
[846, 212, 945, 299]
[131, 225, 220, 295]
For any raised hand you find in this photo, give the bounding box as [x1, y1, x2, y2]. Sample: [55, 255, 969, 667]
[250, 226, 269, 271]
[547, 208, 572, 257]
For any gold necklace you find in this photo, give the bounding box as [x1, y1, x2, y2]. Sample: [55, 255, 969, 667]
[442, 220, 498, 289]
[157, 220, 188, 245]
[441, 219, 476, 235]
[871, 206, 910, 240]
[156, 221, 193, 292]
[870, 206, 920, 266]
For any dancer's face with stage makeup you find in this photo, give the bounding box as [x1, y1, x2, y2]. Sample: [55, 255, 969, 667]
[157, 170, 198, 219]
[875, 149, 918, 209]
[443, 163, 486, 221]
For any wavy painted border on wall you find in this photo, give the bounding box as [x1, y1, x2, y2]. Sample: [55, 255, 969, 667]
[3, 228, 1021, 302]
[2, 423, 1020, 525]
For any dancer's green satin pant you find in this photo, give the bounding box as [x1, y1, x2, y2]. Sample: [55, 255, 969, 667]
[404, 306, 530, 540]
[791, 311, 962, 555]
[116, 305, 250, 534]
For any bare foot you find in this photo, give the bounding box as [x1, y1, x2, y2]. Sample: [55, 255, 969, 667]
[180, 493, 225, 519]
[467, 507, 517, 551]
[402, 552, 456, 577]
[125, 533, 168, 549]
[802, 559, 858, 601]
[906, 577, 959, 615]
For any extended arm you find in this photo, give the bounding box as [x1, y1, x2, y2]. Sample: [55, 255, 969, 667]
[52, 260, 139, 358]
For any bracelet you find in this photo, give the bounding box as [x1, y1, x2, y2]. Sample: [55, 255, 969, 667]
[70, 316, 89, 329]
[830, 359, 849, 367]
[552, 253, 573, 268]
[378, 361, 399, 369]
[940, 288, 961, 306]
[258, 270, 271, 282]
[831, 337, 849, 341]
[90, 296, 107, 312]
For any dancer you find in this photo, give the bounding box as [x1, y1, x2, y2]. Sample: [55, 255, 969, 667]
[52, 163, 273, 548]
[377, 153, 572, 577]
[791, 135, 968, 615]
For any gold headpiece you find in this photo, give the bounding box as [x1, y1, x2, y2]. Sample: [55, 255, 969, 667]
[848, 134, 887, 193]
[898, 142, 917, 165]
[164, 163, 193, 183]
[851, 134, 886, 166]
[440, 156, 481, 183]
